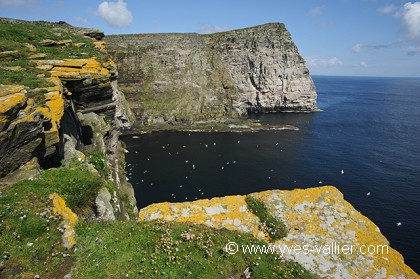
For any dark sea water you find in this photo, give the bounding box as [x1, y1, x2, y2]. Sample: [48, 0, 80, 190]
[122, 76, 420, 273]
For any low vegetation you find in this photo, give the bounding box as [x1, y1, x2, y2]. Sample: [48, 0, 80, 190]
[0, 168, 103, 278]
[0, 20, 107, 89]
[246, 195, 288, 241]
[0, 167, 318, 278]
[74, 220, 316, 279]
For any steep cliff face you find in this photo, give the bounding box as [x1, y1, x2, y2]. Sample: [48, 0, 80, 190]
[105, 23, 317, 125]
[0, 18, 137, 220]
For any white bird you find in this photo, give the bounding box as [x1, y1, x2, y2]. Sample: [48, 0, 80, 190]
[221, 166, 224, 170]
[319, 181, 323, 184]
[192, 164, 195, 169]
[366, 192, 371, 196]
[185, 160, 189, 163]
[205, 144, 208, 148]
[214, 142, 216, 146]
[237, 141, 240, 143]
[341, 169, 344, 175]
[275, 143, 279, 146]
[397, 222, 402, 226]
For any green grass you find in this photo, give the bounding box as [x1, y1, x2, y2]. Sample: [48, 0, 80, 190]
[246, 195, 288, 241]
[0, 168, 103, 278]
[0, 21, 108, 89]
[88, 150, 107, 176]
[0, 168, 317, 278]
[73, 220, 318, 279]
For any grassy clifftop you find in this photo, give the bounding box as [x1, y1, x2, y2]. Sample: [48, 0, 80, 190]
[0, 167, 318, 278]
[0, 18, 106, 88]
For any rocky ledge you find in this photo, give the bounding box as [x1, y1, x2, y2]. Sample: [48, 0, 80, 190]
[105, 23, 317, 126]
[139, 186, 417, 278]
[0, 19, 137, 219]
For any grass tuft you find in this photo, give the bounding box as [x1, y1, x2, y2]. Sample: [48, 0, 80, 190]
[246, 195, 288, 241]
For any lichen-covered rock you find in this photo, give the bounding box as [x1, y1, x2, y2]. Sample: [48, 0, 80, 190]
[49, 193, 78, 249]
[0, 85, 45, 177]
[105, 23, 317, 125]
[0, 18, 137, 220]
[139, 186, 418, 278]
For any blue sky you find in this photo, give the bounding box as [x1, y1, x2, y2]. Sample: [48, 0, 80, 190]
[1, 0, 420, 77]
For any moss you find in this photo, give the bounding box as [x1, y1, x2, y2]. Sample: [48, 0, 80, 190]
[245, 195, 288, 241]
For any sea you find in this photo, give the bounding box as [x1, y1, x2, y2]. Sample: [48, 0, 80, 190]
[122, 75, 420, 273]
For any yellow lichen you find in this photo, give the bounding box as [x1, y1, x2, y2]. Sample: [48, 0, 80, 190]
[139, 186, 418, 278]
[49, 193, 78, 249]
[0, 85, 27, 114]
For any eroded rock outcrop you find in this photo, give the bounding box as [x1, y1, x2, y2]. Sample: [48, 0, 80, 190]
[0, 19, 137, 219]
[139, 186, 418, 278]
[105, 23, 317, 125]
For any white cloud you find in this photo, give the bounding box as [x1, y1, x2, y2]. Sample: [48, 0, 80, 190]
[401, 2, 420, 39]
[0, 0, 37, 8]
[97, 0, 133, 28]
[352, 44, 364, 53]
[406, 45, 420, 54]
[352, 43, 390, 53]
[307, 56, 343, 67]
[309, 6, 325, 15]
[377, 4, 397, 15]
[198, 24, 229, 34]
[75, 17, 89, 24]
[328, 57, 343, 66]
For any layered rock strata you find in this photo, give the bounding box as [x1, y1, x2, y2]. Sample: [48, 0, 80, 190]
[105, 23, 317, 125]
[139, 186, 418, 278]
[0, 19, 137, 219]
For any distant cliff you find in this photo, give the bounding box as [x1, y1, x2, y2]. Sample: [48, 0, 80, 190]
[105, 23, 317, 125]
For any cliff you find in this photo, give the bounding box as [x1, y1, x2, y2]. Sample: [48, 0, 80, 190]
[0, 18, 137, 220]
[105, 23, 317, 126]
[139, 186, 418, 279]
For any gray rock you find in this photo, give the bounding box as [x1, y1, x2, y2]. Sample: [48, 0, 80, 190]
[95, 187, 116, 220]
[105, 23, 317, 125]
[0, 157, 41, 185]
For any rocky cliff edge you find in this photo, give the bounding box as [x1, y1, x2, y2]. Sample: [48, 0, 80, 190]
[0, 18, 137, 220]
[139, 186, 418, 278]
[105, 23, 317, 126]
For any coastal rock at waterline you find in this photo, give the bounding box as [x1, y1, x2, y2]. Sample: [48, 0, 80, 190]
[139, 186, 418, 279]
